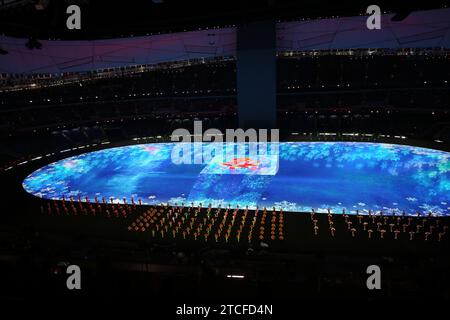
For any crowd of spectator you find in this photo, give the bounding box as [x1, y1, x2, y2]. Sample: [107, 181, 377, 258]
[278, 53, 449, 90]
[1, 52, 449, 172]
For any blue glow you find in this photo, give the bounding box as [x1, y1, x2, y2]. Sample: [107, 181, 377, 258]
[23, 142, 450, 216]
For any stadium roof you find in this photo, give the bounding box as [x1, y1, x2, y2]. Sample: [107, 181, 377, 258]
[0, 8, 449, 74]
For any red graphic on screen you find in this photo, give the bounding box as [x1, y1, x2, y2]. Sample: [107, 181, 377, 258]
[143, 145, 159, 154]
[221, 157, 260, 171]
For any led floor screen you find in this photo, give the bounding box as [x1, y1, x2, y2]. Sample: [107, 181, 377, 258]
[23, 142, 450, 216]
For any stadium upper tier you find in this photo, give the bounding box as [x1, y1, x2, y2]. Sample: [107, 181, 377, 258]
[0, 8, 449, 74]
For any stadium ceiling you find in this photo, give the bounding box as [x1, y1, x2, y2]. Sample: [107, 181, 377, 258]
[0, 0, 447, 40]
[1, 8, 449, 74]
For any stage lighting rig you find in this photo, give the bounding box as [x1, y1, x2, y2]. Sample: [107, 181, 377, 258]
[34, 0, 50, 10]
[25, 37, 42, 50]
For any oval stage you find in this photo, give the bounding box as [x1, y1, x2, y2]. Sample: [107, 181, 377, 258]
[23, 142, 450, 216]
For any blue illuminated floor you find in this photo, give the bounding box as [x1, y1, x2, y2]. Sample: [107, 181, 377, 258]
[23, 142, 450, 216]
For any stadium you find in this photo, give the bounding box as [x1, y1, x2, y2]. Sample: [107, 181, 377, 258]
[0, 0, 449, 305]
